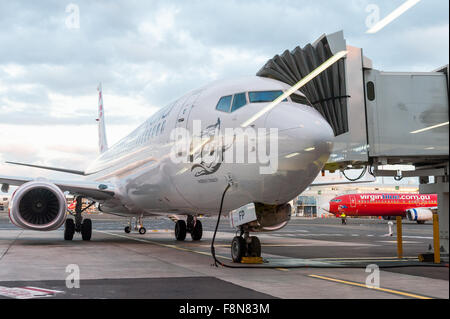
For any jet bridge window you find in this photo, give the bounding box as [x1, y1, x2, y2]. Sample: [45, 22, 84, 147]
[366, 81, 375, 101]
[231, 92, 247, 112]
[216, 95, 232, 112]
[249, 90, 287, 103]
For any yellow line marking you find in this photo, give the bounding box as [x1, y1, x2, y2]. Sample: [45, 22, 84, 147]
[323, 259, 417, 263]
[96, 230, 231, 260]
[308, 274, 432, 299]
[97, 231, 289, 272]
[311, 256, 417, 260]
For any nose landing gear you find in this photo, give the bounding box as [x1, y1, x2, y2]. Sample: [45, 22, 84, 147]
[231, 229, 261, 263]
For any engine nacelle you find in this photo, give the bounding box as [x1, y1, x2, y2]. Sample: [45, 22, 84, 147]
[406, 208, 433, 222]
[9, 181, 67, 231]
[230, 202, 291, 232]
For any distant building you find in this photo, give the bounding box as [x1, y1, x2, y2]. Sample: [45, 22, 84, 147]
[0, 196, 9, 213]
[296, 196, 317, 217]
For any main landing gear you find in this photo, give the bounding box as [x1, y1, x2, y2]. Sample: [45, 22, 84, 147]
[124, 215, 147, 234]
[64, 196, 93, 241]
[174, 215, 202, 241]
[231, 228, 261, 263]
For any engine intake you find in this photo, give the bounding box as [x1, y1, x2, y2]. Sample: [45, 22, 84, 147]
[406, 208, 433, 223]
[9, 181, 67, 231]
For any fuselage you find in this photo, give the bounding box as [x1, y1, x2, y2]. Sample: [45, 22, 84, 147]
[83, 76, 334, 217]
[322, 193, 438, 217]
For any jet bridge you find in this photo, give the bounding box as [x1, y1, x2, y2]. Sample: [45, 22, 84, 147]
[257, 31, 449, 255]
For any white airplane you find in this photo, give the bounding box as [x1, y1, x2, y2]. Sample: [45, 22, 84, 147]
[1, 74, 337, 262]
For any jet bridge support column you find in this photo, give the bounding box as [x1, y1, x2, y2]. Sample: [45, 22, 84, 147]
[419, 163, 449, 257]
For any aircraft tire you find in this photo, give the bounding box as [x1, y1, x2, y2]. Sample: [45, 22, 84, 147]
[139, 227, 147, 234]
[64, 219, 75, 241]
[190, 220, 202, 241]
[124, 226, 131, 233]
[231, 236, 246, 263]
[81, 218, 92, 241]
[175, 220, 187, 241]
[248, 236, 261, 257]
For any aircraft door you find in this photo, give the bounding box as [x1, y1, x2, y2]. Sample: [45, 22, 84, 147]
[350, 195, 356, 208]
[175, 91, 200, 129]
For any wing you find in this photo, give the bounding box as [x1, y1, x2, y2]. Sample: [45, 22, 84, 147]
[310, 179, 375, 187]
[0, 174, 114, 201]
[4, 161, 85, 175]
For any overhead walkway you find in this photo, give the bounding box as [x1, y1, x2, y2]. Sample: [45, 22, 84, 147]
[257, 31, 449, 254]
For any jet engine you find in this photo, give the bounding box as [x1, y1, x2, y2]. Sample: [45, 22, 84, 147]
[406, 208, 433, 224]
[9, 181, 67, 231]
[230, 202, 291, 232]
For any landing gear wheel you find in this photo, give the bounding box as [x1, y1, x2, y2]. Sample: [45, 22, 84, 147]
[190, 220, 203, 241]
[124, 226, 131, 233]
[139, 227, 147, 235]
[248, 236, 261, 257]
[64, 219, 75, 241]
[81, 218, 92, 241]
[231, 236, 246, 263]
[175, 220, 187, 241]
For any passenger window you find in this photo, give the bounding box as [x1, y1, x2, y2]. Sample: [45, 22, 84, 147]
[249, 91, 287, 103]
[216, 95, 232, 112]
[231, 92, 247, 112]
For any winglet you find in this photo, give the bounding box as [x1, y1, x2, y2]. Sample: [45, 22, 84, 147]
[97, 83, 108, 153]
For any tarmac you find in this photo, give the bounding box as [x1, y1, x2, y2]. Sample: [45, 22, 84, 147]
[0, 214, 448, 299]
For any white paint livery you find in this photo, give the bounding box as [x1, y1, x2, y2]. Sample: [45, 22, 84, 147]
[1, 76, 334, 237]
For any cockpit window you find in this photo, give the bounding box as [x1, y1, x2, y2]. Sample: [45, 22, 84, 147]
[216, 95, 232, 112]
[231, 92, 247, 112]
[248, 90, 287, 103]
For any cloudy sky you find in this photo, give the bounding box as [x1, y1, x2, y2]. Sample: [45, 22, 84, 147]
[0, 0, 448, 183]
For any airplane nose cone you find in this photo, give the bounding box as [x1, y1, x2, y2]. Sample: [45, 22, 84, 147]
[264, 103, 334, 158]
[321, 202, 330, 212]
[255, 103, 334, 203]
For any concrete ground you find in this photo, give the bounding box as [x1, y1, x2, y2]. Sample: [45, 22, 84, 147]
[0, 214, 448, 299]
